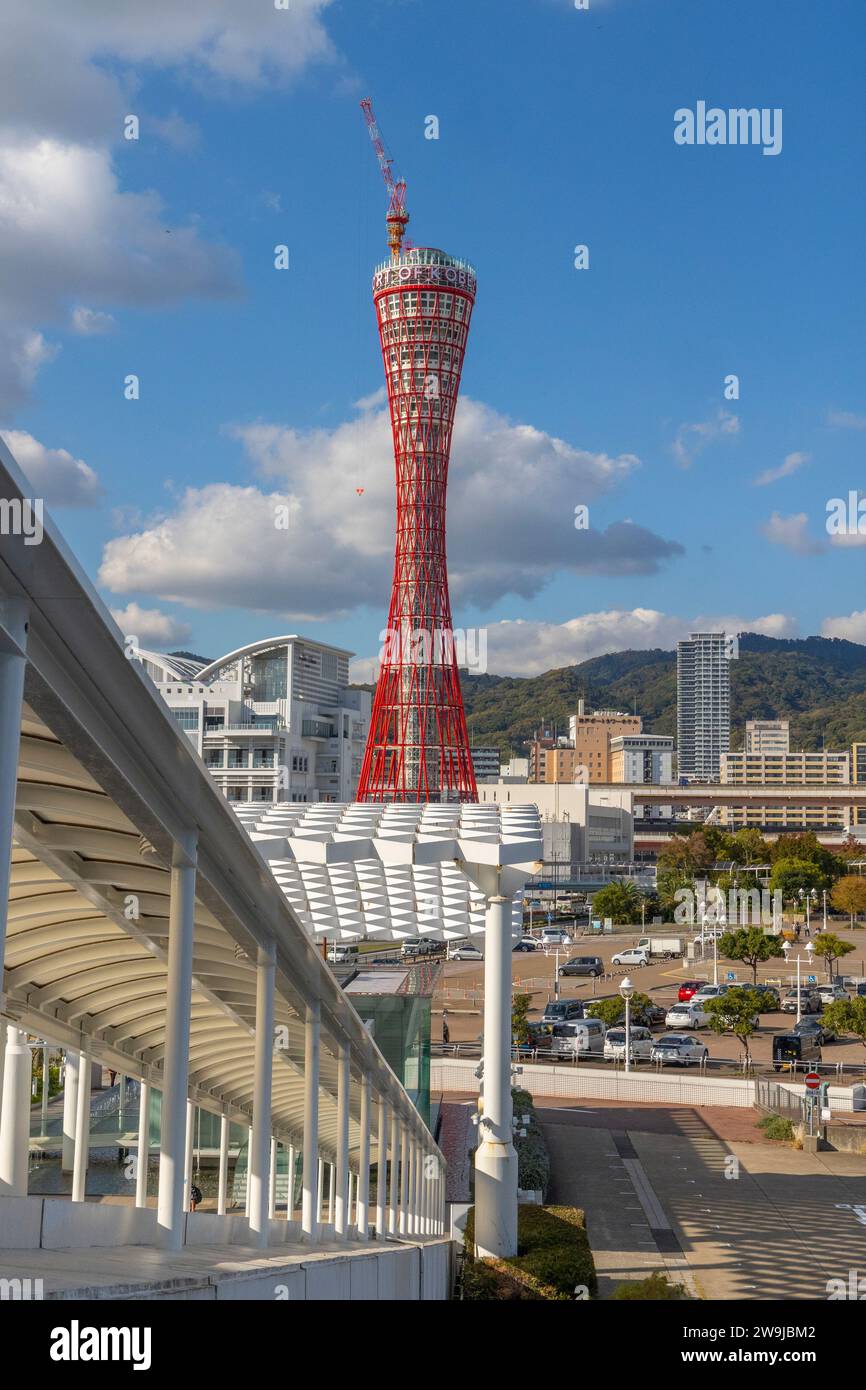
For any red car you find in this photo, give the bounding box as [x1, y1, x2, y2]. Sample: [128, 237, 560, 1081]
[678, 980, 703, 1003]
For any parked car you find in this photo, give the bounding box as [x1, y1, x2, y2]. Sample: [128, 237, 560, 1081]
[449, 941, 483, 961]
[651, 1034, 709, 1067]
[756, 985, 781, 1011]
[611, 947, 650, 968]
[513, 936, 539, 953]
[664, 1001, 709, 1030]
[843, 979, 866, 998]
[558, 955, 604, 978]
[793, 1016, 836, 1045]
[514, 1021, 553, 1054]
[550, 1017, 606, 1058]
[327, 943, 358, 964]
[692, 983, 731, 1004]
[541, 999, 585, 1026]
[817, 981, 848, 1006]
[678, 980, 704, 1003]
[781, 988, 821, 1015]
[541, 928, 572, 947]
[693, 927, 724, 944]
[772, 1031, 821, 1070]
[604, 1025, 654, 1062]
[401, 937, 440, 958]
[632, 999, 667, 1028]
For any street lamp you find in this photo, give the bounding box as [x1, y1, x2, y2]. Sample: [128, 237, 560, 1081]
[620, 975, 634, 1074]
[782, 939, 816, 1022]
[798, 888, 818, 934]
[822, 889, 828, 933]
[715, 913, 725, 987]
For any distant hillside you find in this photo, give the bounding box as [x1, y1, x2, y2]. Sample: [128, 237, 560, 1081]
[454, 634, 866, 757]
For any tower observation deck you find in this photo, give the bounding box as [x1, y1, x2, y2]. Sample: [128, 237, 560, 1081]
[356, 248, 478, 803]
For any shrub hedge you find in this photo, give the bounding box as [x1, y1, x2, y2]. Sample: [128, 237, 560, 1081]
[612, 1271, 688, 1300]
[462, 1203, 597, 1301]
[511, 1086, 550, 1197]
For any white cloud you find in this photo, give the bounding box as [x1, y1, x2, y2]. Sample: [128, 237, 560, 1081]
[672, 409, 740, 468]
[0, 1, 337, 412]
[761, 510, 823, 555]
[70, 306, 116, 336]
[350, 609, 798, 680]
[109, 602, 192, 648]
[753, 451, 810, 486]
[2, 429, 101, 506]
[821, 611, 866, 643]
[99, 399, 684, 618]
[827, 410, 866, 430]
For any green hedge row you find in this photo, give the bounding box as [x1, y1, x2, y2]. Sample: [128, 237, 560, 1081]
[511, 1086, 550, 1197]
[462, 1204, 598, 1301]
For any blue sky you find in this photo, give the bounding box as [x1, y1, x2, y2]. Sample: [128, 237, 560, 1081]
[2, 0, 865, 674]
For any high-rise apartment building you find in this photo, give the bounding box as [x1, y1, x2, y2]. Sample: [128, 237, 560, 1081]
[744, 719, 790, 755]
[676, 632, 731, 782]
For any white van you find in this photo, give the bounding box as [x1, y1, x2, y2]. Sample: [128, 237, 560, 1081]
[327, 943, 358, 965]
[550, 1018, 606, 1058]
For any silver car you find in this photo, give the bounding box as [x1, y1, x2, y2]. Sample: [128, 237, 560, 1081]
[651, 1034, 708, 1067]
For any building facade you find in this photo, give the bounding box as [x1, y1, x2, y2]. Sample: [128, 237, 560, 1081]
[744, 719, 790, 755]
[609, 733, 674, 784]
[676, 632, 731, 782]
[470, 746, 502, 783]
[149, 636, 371, 805]
[720, 750, 850, 785]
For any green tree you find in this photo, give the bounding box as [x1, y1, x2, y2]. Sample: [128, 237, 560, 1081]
[717, 927, 785, 985]
[768, 833, 842, 881]
[728, 828, 769, 867]
[819, 996, 866, 1054]
[830, 876, 866, 927]
[812, 932, 856, 980]
[769, 857, 828, 902]
[586, 991, 653, 1028]
[703, 986, 764, 1067]
[512, 992, 531, 1045]
[590, 880, 640, 925]
[657, 869, 694, 918]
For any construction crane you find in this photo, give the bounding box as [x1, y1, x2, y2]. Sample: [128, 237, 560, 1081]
[360, 98, 410, 259]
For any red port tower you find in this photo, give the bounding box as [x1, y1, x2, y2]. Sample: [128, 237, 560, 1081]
[356, 100, 478, 803]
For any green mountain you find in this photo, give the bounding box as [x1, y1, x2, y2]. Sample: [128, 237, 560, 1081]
[458, 634, 866, 757]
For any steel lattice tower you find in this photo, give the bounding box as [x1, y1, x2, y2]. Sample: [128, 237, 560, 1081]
[356, 246, 478, 803]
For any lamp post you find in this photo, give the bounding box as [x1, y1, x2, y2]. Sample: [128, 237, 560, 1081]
[822, 889, 828, 933]
[783, 940, 815, 1022]
[714, 914, 725, 987]
[620, 975, 634, 1074]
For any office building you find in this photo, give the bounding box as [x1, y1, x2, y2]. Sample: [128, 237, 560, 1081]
[677, 632, 731, 782]
[744, 719, 790, 755]
[470, 745, 502, 783]
[720, 750, 850, 785]
[610, 733, 674, 785]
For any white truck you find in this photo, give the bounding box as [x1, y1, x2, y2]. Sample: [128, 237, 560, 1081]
[636, 935, 684, 959]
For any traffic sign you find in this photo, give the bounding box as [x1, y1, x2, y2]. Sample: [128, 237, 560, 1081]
[726, 971, 736, 982]
[805, 1072, 821, 1091]
[807, 974, 816, 984]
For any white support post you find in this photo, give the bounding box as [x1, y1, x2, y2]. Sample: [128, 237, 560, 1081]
[0, 1025, 31, 1196]
[327, 1163, 334, 1224]
[474, 893, 518, 1259]
[317, 1157, 325, 1225]
[406, 1136, 416, 1236]
[40, 1044, 50, 1137]
[156, 836, 197, 1248]
[399, 1123, 409, 1235]
[348, 1172, 355, 1231]
[135, 1081, 151, 1208]
[118, 1073, 126, 1133]
[375, 1096, 388, 1239]
[61, 1049, 79, 1173]
[268, 1138, 277, 1221]
[217, 1113, 229, 1216]
[334, 1042, 350, 1238]
[388, 1111, 399, 1235]
[71, 1046, 92, 1203]
[0, 599, 27, 977]
[301, 1002, 320, 1243]
[420, 1145, 429, 1237]
[183, 1100, 194, 1213]
[287, 1143, 295, 1221]
[245, 1126, 252, 1217]
[415, 1136, 424, 1237]
[356, 1077, 370, 1239]
[249, 941, 276, 1247]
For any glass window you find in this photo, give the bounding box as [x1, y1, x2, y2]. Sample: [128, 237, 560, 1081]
[171, 709, 199, 730]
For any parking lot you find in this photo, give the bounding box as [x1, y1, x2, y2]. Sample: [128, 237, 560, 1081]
[435, 924, 866, 1074]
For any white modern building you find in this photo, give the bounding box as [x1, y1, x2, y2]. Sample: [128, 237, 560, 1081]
[676, 631, 731, 782]
[609, 733, 674, 785]
[143, 636, 371, 806]
[477, 781, 634, 863]
[744, 719, 790, 755]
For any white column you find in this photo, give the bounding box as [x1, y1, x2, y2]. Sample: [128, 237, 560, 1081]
[156, 838, 197, 1248]
[334, 1042, 350, 1237]
[61, 1049, 79, 1173]
[388, 1111, 399, 1235]
[217, 1113, 229, 1216]
[40, 1044, 50, 1136]
[348, 1172, 355, 1231]
[399, 1123, 409, 1235]
[135, 1081, 150, 1208]
[183, 1100, 194, 1212]
[356, 1076, 370, 1239]
[71, 1046, 92, 1203]
[268, 1138, 277, 1221]
[0, 1025, 31, 1196]
[301, 1002, 320, 1243]
[474, 893, 518, 1259]
[245, 1127, 252, 1216]
[327, 1163, 335, 1224]
[406, 1136, 416, 1235]
[416, 1136, 424, 1236]
[0, 600, 27, 976]
[317, 1157, 325, 1224]
[375, 1096, 388, 1239]
[118, 1073, 126, 1133]
[420, 1144, 429, 1236]
[249, 941, 276, 1247]
[287, 1143, 296, 1221]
